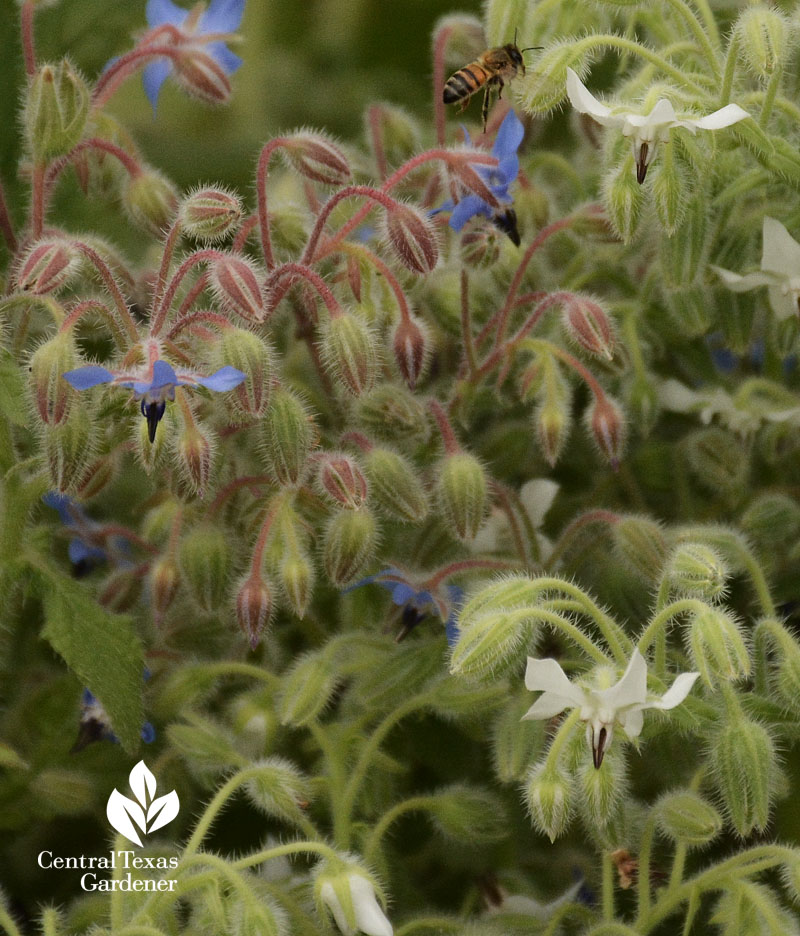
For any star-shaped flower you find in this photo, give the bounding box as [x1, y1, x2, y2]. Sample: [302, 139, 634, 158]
[433, 109, 525, 244]
[63, 358, 245, 442]
[523, 649, 699, 767]
[72, 687, 155, 753]
[566, 68, 749, 183]
[348, 566, 464, 645]
[713, 216, 800, 320]
[42, 492, 111, 573]
[319, 871, 393, 936]
[142, 0, 245, 111]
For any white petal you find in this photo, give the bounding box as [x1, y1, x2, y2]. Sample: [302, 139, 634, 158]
[351, 875, 393, 936]
[566, 68, 620, 126]
[712, 266, 779, 292]
[321, 882, 355, 936]
[767, 284, 800, 321]
[594, 649, 648, 710]
[640, 98, 678, 129]
[650, 671, 700, 709]
[761, 216, 800, 279]
[618, 706, 644, 738]
[692, 103, 749, 130]
[522, 691, 581, 721]
[659, 379, 702, 412]
[525, 657, 584, 703]
[519, 479, 559, 528]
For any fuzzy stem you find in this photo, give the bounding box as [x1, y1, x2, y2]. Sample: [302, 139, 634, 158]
[427, 557, 521, 588]
[635, 814, 657, 926]
[60, 299, 127, 348]
[660, 0, 721, 77]
[758, 63, 782, 129]
[637, 597, 710, 654]
[363, 795, 432, 866]
[367, 104, 389, 180]
[150, 248, 223, 336]
[255, 137, 288, 270]
[72, 243, 139, 344]
[544, 708, 582, 768]
[545, 510, 620, 572]
[428, 398, 461, 455]
[602, 849, 616, 920]
[49, 138, 142, 189]
[0, 179, 18, 253]
[92, 43, 186, 109]
[207, 475, 272, 516]
[719, 33, 739, 106]
[432, 22, 455, 145]
[21, 0, 36, 76]
[31, 162, 46, 239]
[336, 241, 411, 322]
[265, 261, 342, 320]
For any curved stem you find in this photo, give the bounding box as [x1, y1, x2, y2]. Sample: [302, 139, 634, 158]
[660, 0, 720, 78]
[428, 398, 461, 455]
[637, 597, 709, 655]
[255, 137, 288, 270]
[758, 63, 782, 129]
[72, 243, 139, 344]
[602, 849, 615, 921]
[363, 795, 432, 865]
[265, 261, 342, 320]
[571, 35, 708, 93]
[719, 33, 739, 107]
[635, 814, 657, 926]
[150, 248, 223, 336]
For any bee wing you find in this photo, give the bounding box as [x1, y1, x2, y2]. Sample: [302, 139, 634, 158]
[481, 47, 513, 70]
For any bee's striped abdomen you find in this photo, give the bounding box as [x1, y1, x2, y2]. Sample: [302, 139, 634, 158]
[443, 62, 489, 104]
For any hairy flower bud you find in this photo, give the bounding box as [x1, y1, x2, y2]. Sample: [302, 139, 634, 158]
[365, 448, 428, 523]
[518, 43, 583, 114]
[685, 427, 748, 496]
[665, 284, 714, 336]
[523, 761, 572, 842]
[75, 452, 116, 500]
[42, 409, 94, 493]
[30, 332, 77, 425]
[735, 5, 788, 78]
[214, 328, 275, 418]
[18, 239, 79, 295]
[236, 571, 273, 650]
[666, 543, 729, 602]
[26, 60, 89, 160]
[279, 553, 315, 619]
[586, 395, 626, 469]
[578, 751, 626, 831]
[528, 356, 571, 467]
[651, 142, 685, 235]
[261, 388, 317, 485]
[282, 132, 351, 185]
[611, 515, 668, 584]
[687, 605, 750, 688]
[174, 421, 216, 497]
[660, 189, 708, 286]
[150, 556, 179, 624]
[180, 187, 243, 242]
[436, 452, 487, 541]
[99, 568, 142, 613]
[123, 169, 178, 235]
[603, 160, 644, 243]
[320, 313, 379, 396]
[741, 492, 800, 547]
[392, 314, 430, 390]
[314, 861, 392, 936]
[30, 768, 94, 816]
[178, 525, 232, 612]
[173, 48, 232, 104]
[460, 226, 501, 268]
[655, 789, 723, 847]
[711, 711, 775, 836]
[356, 385, 429, 441]
[322, 507, 377, 586]
[279, 651, 339, 726]
[563, 294, 616, 360]
[209, 254, 266, 322]
[383, 203, 438, 274]
[317, 453, 368, 509]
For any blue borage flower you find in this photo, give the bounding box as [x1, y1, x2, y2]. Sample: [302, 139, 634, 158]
[42, 492, 110, 572]
[348, 566, 463, 646]
[142, 0, 245, 111]
[63, 358, 245, 442]
[433, 109, 524, 245]
[72, 682, 155, 753]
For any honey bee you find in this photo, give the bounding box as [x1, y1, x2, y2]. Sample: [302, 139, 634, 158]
[443, 35, 540, 131]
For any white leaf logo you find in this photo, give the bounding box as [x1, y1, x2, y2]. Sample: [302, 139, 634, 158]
[107, 760, 179, 847]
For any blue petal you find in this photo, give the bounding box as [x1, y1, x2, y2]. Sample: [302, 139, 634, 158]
[196, 365, 246, 392]
[343, 573, 379, 593]
[449, 195, 491, 231]
[208, 41, 243, 75]
[63, 365, 115, 391]
[146, 0, 188, 27]
[200, 0, 246, 33]
[143, 60, 172, 113]
[81, 688, 96, 705]
[43, 492, 77, 526]
[492, 109, 524, 161]
[140, 722, 156, 744]
[150, 360, 179, 391]
[460, 125, 472, 147]
[497, 153, 519, 185]
[388, 582, 417, 606]
[68, 539, 106, 566]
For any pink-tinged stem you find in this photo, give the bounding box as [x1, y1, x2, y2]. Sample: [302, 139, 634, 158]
[545, 509, 620, 572]
[0, 180, 17, 253]
[167, 309, 232, 339]
[72, 242, 139, 344]
[432, 22, 455, 146]
[255, 137, 288, 270]
[31, 163, 46, 239]
[59, 299, 127, 347]
[208, 475, 273, 518]
[335, 242, 411, 323]
[491, 481, 530, 567]
[232, 213, 259, 252]
[98, 525, 160, 555]
[176, 272, 210, 319]
[427, 558, 519, 589]
[429, 398, 461, 455]
[151, 248, 224, 336]
[151, 221, 183, 316]
[250, 498, 283, 571]
[21, 0, 36, 76]
[545, 341, 607, 400]
[472, 292, 549, 380]
[367, 105, 388, 180]
[265, 262, 342, 320]
[48, 138, 142, 189]
[92, 44, 185, 109]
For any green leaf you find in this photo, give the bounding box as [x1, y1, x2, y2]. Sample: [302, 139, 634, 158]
[0, 741, 28, 771]
[38, 569, 145, 752]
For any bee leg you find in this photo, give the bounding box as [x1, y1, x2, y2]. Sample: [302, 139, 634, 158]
[457, 98, 469, 114]
[481, 84, 492, 132]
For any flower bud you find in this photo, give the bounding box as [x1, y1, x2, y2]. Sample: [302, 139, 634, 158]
[666, 543, 729, 602]
[322, 507, 377, 586]
[261, 387, 317, 485]
[660, 188, 708, 286]
[122, 169, 178, 235]
[99, 568, 142, 613]
[168, 713, 246, 777]
[460, 226, 501, 268]
[282, 131, 351, 185]
[236, 570, 273, 650]
[651, 141, 685, 235]
[356, 385, 429, 442]
[436, 452, 487, 541]
[18, 239, 79, 295]
[713, 881, 796, 936]
[135, 404, 175, 474]
[383, 203, 438, 274]
[314, 862, 392, 936]
[611, 515, 668, 584]
[523, 761, 572, 842]
[29, 332, 77, 425]
[174, 420, 216, 498]
[214, 328, 274, 418]
[279, 650, 338, 726]
[741, 492, 800, 547]
[711, 711, 775, 836]
[603, 159, 644, 243]
[687, 605, 750, 688]
[685, 427, 748, 496]
[490, 692, 545, 783]
[173, 48, 232, 104]
[25, 60, 89, 161]
[75, 452, 116, 500]
[518, 43, 583, 114]
[586, 395, 626, 469]
[427, 785, 507, 843]
[664, 284, 714, 336]
[530, 356, 572, 466]
[209, 254, 265, 322]
[150, 556, 179, 624]
[364, 448, 428, 523]
[562, 294, 616, 360]
[758, 620, 800, 715]
[628, 375, 659, 436]
[30, 768, 94, 816]
[320, 312, 379, 396]
[392, 313, 430, 390]
[178, 525, 232, 612]
[655, 789, 723, 848]
[578, 751, 626, 831]
[279, 553, 315, 619]
[735, 5, 788, 78]
[243, 757, 312, 828]
[317, 454, 368, 510]
[42, 409, 94, 493]
[180, 186, 243, 243]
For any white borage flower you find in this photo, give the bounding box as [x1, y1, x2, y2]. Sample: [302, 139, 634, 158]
[713, 216, 800, 320]
[523, 649, 699, 768]
[320, 871, 393, 936]
[565, 68, 750, 184]
[471, 478, 559, 560]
